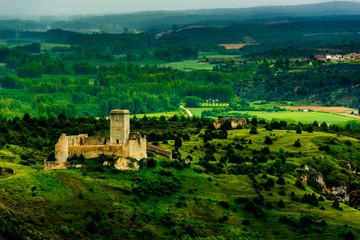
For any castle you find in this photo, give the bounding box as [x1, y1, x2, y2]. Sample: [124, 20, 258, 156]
[44, 110, 147, 170]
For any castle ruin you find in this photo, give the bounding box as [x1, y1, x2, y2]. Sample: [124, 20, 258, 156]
[45, 110, 147, 170]
[213, 118, 247, 130]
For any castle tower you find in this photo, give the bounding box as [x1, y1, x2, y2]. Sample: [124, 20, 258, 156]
[110, 110, 130, 145]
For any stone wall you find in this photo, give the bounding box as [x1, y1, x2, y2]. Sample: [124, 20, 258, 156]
[68, 144, 129, 159]
[55, 133, 68, 163]
[147, 144, 172, 159]
[43, 160, 85, 170]
[84, 136, 106, 145]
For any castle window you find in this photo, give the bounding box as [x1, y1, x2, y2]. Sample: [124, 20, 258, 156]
[117, 139, 119, 144]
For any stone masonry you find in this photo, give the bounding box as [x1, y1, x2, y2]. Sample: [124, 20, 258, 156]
[45, 110, 147, 170]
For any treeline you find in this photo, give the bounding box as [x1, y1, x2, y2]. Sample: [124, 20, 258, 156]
[0, 57, 236, 118]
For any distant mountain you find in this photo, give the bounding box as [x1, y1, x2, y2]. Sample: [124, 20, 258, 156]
[71, 1, 360, 32]
[1, 1, 360, 32]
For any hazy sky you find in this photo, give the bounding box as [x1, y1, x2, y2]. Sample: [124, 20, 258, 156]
[1, 0, 359, 16]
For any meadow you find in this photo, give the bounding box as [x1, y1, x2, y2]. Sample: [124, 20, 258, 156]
[160, 60, 214, 70]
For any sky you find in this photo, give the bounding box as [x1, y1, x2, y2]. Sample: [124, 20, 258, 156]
[1, 0, 359, 17]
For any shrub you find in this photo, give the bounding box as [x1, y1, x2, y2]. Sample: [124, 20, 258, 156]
[278, 199, 285, 208]
[265, 202, 274, 209]
[332, 200, 340, 209]
[242, 219, 250, 225]
[301, 193, 319, 207]
[307, 125, 313, 133]
[294, 139, 301, 147]
[344, 231, 356, 240]
[276, 176, 286, 185]
[296, 125, 302, 134]
[235, 197, 249, 204]
[249, 126, 258, 134]
[295, 179, 306, 190]
[219, 201, 230, 209]
[147, 158, 156, 168]
[264, 136, 273, 144]
[264, 178, 275, 190]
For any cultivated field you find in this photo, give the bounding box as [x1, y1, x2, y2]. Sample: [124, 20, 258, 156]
[218, 44, 246, 49]
[281, 106, 360, 119]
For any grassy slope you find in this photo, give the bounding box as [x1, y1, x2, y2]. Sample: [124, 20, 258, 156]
[0, 128, 360, 239]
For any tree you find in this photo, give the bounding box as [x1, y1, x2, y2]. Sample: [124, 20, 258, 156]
[264, 136, 273, 144]
[296, 125, 302, 134]
[183, 96, 203, 108]
[174, 136, 182, 148]
[250, 126, 258, 134]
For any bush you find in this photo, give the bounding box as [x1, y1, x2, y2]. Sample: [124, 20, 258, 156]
[344, 231, 356, 240]
[294, 139, 301, 147]
[242, 219, 250, 225]
[276, 176, 286, 185]
[264, 136, 273, 144]
[147, 158, 156, 168]
[301, 193, 319, 207]
[332, 200, 340, 209]
[295, 179, 306, 190]
[249, 126, 258, 134]
[278, 199, 285, 208]
[219, 201, 230, 209]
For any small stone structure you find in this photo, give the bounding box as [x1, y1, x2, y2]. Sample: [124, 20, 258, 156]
[147, 144, 172, 159]
[213, 118, 247, 130]
[45, 110, 147, 170]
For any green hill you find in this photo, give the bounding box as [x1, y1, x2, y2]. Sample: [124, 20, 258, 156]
[1, 116, 360, 239]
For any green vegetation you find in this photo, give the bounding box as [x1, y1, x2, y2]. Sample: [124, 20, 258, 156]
[1, 114, 360, 239]
[2, 7, 360, 239]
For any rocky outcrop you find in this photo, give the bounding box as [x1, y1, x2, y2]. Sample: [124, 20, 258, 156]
[330, 186, 349, 202]
[114, 157, 139, 171]
[296, 165, 327, 193]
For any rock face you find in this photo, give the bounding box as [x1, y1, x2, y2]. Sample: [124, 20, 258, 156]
[114, 157, 140, 171]
[46, 109, 147, 171]
[297, 165, 359, 206]
[297, 165, 327, 193]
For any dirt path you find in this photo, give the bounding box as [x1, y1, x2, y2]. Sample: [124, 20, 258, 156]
[180, 106, 193, 117]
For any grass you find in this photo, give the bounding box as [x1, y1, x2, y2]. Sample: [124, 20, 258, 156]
[41, 43, 71, 51]
[199, 52, 240, 58]
[188, 108, 212, 117]
[160, 60, 214, 70]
